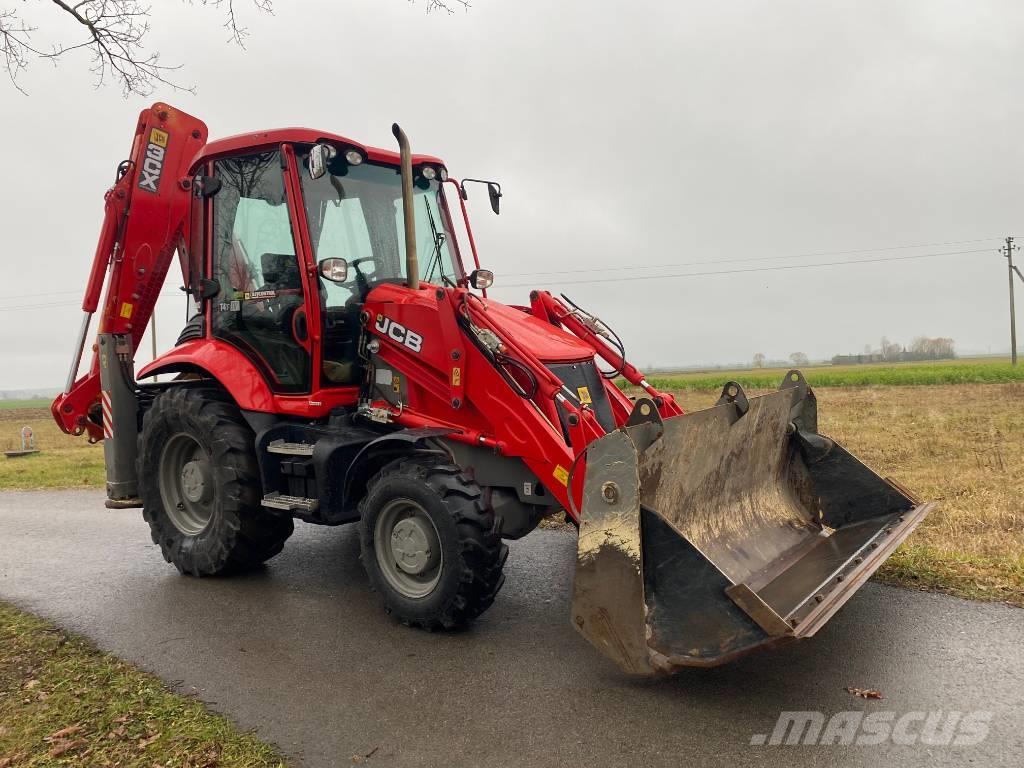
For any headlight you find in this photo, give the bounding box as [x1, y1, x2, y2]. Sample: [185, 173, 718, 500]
[421, 165, 438, 181]
[470, 269, 494, 290]
[345, 149, 364, 165]
[439, 166, 449, 181]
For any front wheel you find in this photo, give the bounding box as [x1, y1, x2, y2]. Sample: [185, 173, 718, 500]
[358, 457, 508, 629]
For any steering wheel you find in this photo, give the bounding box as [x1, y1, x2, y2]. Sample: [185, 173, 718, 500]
[347, 256, 380, 298]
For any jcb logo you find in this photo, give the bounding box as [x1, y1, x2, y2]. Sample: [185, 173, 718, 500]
[138, 128, 169, 193]
[375, 314, 423, 353]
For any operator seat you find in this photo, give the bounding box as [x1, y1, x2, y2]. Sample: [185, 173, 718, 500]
[319, 277, 360, 386]
[243, 252, 309, 389]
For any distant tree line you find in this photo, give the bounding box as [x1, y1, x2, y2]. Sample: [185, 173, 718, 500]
[750, 351, 810, 368]
[832, 336, 955, 366]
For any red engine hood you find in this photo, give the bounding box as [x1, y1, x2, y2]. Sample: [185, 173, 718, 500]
[478, 299, 595, 363]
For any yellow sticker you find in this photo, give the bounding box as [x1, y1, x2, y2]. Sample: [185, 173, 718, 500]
[552, 465, 569, 487]
[119, 302, 133, 319]
[577, 386, 592, 404]
[392, 375, 401, 393]
[150, 128, 169, 148]
[452, 367, 461, 386]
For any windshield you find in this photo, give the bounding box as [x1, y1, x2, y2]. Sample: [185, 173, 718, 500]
[298, 152, 462, 307]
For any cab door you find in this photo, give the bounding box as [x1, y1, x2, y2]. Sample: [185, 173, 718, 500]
[208, 150, 312, 393]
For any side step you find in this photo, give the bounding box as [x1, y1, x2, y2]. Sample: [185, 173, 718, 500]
[262, 492, 319, 514]
[267, 439, 315, 456]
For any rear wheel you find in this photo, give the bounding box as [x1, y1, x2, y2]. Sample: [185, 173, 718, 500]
[359, 457, 508, 629]
[139, 386, 293, 576]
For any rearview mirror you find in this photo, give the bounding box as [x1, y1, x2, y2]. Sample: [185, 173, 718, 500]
[194, 175, 222, 198]
[319, 258, 349, 283]
[459, 179, 503, 215]
[308, 143, 337, 180]
[487, 183, 502, 215]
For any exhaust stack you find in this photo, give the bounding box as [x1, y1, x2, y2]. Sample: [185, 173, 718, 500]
[392, 123, 419, 290]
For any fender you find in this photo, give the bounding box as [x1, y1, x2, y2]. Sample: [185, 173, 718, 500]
[138, 338, 277, 412]
[341, 427, 455, 508]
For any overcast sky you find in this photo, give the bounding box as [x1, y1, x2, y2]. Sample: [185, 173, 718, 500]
[2, 0, 1022, 389]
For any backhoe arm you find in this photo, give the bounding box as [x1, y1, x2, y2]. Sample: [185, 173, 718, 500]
[52, 103, 208, 438]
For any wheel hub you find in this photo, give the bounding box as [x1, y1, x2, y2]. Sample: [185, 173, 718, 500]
[160, 433, 215, 536]
[180, 460, 211, 503]
[391, 517, 438, 575]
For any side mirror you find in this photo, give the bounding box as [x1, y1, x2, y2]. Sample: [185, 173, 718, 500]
[319, 258, 349, 283]
[469, 268, 494, 290]
[459, 179, 503, 214]
[194, 175, 222, 198]
[189, 277, 220, 303]
[308, 143, 337, 180]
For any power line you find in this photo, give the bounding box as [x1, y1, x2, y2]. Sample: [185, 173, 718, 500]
[0, 293, 184, 313]
[0, 286, 188, 304]
[501, 248, 992, 288]
[505, 237, 1005, 278]
[0, 289, 87, 303]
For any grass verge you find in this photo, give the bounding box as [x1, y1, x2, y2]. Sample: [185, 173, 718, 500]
[0, 408, 104, 490]
[0, 601, 286, 767]
[875, 545, 1024, 605]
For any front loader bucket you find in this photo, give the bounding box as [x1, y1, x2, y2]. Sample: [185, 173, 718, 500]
[571, 371, 934, 675]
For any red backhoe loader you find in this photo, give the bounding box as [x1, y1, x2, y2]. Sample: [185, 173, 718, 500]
[52, 103, 933, 675]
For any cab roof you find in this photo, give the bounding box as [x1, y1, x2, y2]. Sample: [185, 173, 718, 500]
[191, 127, 445, 170]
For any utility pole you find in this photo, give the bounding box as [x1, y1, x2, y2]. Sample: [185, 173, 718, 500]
[1004, 237, 1018, 365]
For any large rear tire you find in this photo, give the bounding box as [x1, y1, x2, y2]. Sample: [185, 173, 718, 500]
[358, 456, 508, 629]
[139, 386, 293, 576]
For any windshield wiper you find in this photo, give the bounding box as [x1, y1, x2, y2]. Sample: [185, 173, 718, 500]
[422, 197, 455, 288]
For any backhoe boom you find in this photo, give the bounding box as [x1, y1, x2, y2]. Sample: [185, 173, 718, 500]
[52, 104, 208, 439]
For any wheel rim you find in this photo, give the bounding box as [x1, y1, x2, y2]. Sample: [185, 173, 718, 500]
[159, 433, 215, 536]
[374, 498, 443, 599]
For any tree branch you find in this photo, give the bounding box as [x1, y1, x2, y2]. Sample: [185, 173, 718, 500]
[0, 9, 38, 94]
[0, 0, 272, 96]
[2, 0, 465, 97]
[422, 0, 470, 14]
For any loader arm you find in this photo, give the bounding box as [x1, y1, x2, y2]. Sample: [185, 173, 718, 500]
[51, 104, 209, 439]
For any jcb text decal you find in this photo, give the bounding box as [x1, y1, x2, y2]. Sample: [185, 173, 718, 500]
[375, 314, 423, 353]
[138, 128, 169, 194]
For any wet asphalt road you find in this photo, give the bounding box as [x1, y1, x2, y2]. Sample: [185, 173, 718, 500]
[0, 489, 1021, 768]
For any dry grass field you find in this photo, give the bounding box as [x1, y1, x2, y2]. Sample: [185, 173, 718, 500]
[1, 383, 1021, 606]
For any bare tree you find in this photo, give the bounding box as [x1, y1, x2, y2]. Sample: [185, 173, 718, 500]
[1, 1, 276, 96]
[752, 352, 766, 369]
[2, 1, 466, 96]
[909, 336, 956, 360]
[879, 336, 902, 362]
[789, 352, 809, 367]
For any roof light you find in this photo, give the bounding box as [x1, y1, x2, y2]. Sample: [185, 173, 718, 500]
[345, 149, 364, 166]
[421, 165, 438, 181]
[439, 166, 449, 181]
